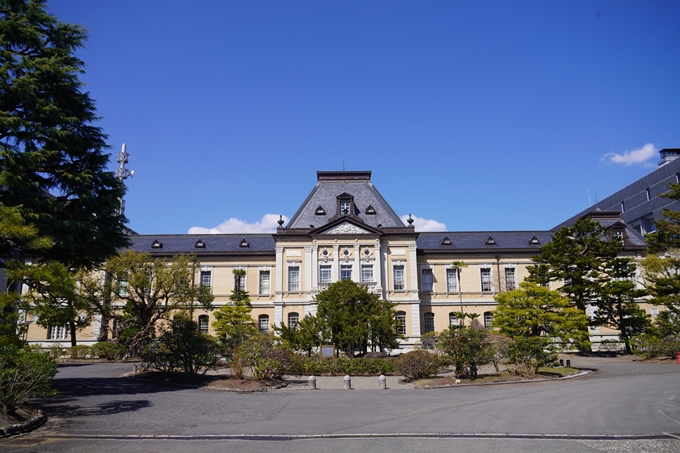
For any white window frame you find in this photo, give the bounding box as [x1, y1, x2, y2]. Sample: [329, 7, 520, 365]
[504, 266, 517, 292]
[484, 311, 493, 330]
[288, 312, 299, 328]
[421, 267, 434, 293]
[480, 266, 493, 292]
[233, 269, 247, 291]
[340, 264, 352, 281]
[393, 264, 405, 290]
[258, 315, 269, 334]
[396, 311, 406, 336]
[319, 264, 332, 283]
[288, 265, 300, 292]
[446, 268, 459, 293]
[361, 264, 374, 283]
[200, 269, 212, 287]
[259, 269, 271, 295]
[198, 315, 209, 334]
[48, 324, 70, 340]
[449, 312, 460, 326]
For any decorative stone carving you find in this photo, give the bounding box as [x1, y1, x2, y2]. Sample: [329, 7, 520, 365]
[325, 222, 371, 235]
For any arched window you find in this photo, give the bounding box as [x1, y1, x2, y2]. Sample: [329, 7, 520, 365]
[396, 311, 406, 335]
[423, 312, 435, 333]
[258, 314, 269, 334]
[198, 315, 209, 334]
[288, 312, 299, 328]
[484, 311, 493, 330]
[449, 312, 459, 326]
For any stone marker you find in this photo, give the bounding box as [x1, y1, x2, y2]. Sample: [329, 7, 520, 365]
[344, 374, 351, 390]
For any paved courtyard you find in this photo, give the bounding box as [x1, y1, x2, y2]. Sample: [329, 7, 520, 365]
[1, 355, 679, 452]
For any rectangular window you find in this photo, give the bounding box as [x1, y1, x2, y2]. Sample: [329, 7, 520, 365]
[504, 268, 516, 291]
[319, 265, 332, 283]
[650, 307, 659, 316]
[361, 264, 373, 283]
[484, 312, 493, 330]
[449, 313, 460, 326]
[198, 315, 209, 334]
[480, 268, 492, 292]
[393, 265, 405, 290]
[48, 325, 70, 340]
[259, 270, 270, 294]
[421, 268, 433, 293]
[118, 280, 128, 297]
[288, 313, 299, 328]
[258, 316, 269, 334]
[424, 313, 435, 333]
[396, 311, 406, 336]
[288, 266, 300, 291]
[645, 188, 651, 201]
[234, 272, 246, 291]
[446, 268, 459, 292]
[200, 270, 211, 287]
[340, 264, 352, 281]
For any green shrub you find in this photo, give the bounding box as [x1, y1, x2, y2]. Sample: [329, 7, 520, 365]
[506, 337, 555, 376]
[394, 350, 440, 381]
[301, 357, 395, 376]
[68, 345, 92, 359]
[0, 346, 58, 415]
[141, 316, 223, 375]
[91, 342, 127, 361]
[632, 334, 680, 359]
[238, 334, 295, 380]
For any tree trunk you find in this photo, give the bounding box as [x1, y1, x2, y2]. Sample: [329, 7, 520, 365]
[69, 320, 77, 347]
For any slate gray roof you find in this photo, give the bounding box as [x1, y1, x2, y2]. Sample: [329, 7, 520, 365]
[417, 231, 553, 251]
[286, 171, 405, 229]
[127, 234, 276, 254]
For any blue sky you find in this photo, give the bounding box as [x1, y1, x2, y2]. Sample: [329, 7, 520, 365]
[47, 1, 680, 234]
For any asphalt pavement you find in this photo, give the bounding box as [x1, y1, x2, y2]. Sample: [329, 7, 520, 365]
[1, 355, 679, 453]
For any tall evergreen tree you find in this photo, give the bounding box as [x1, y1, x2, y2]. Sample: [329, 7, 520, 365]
[0, 0, 128, 269]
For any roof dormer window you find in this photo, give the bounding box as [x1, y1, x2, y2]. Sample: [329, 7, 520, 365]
[336, 193, 355, 216]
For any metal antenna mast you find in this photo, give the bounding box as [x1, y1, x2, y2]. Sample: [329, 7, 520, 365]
[115, 143, 135, 215]
[342, 148, 345, 171]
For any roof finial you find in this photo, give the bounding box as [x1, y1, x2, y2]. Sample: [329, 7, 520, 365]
[342, 147, 345, 171]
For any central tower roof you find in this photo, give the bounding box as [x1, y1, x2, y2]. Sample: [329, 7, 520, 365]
[285, 170, 405, 230]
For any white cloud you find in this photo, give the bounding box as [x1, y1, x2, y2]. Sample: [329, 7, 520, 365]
[604, 143, 657, 166]
[400, 214, 447, 232]
[188, 214, 289, 234]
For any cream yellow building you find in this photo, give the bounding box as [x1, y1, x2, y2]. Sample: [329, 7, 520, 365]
[24, 170, 653, 350]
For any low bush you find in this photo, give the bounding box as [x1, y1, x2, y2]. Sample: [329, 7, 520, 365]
[632, 334, 680, 359]
[394, 350, 440, 381]
[68, 345, 92, 359]
[299, 356, 394, 376]
[91, 342, 127, 361]
[238, 334, 296, 380]
[0, 346, 58, 415]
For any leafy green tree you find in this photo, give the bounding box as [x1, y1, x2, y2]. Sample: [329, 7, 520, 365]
[106, 250, 214, 351]
[212, 269, 257, 358]
[16, 261, 93, 346]
[493, 282, 590, 350]
[315, 280, 401, 357]
[0, 0, 129, 269]
[274, 314, 323, 357]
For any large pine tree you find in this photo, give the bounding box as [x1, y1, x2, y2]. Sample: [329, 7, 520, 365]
[0, 0, 128, 268]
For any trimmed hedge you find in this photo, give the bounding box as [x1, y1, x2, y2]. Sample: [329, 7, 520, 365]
[301, 357, 395, 376]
